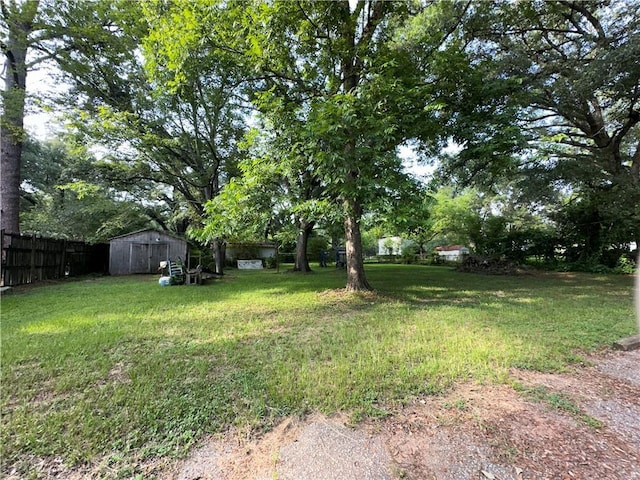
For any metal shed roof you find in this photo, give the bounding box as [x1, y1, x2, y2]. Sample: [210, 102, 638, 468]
[108, 228, 186, 243]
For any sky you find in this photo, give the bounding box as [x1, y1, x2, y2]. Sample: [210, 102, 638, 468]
[23, 64, 65, 140]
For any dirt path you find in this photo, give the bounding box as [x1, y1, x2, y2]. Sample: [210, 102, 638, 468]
[163, 349, 640, 480]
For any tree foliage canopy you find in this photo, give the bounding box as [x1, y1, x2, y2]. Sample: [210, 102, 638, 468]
[4, 0, 639, 275]
[444, 0, 640, 261]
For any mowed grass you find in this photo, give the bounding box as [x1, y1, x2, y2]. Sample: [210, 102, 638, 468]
[1, 265, 636, 477]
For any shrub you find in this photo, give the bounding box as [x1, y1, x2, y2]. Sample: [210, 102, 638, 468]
[614, 256, 636, 274]
[400, 245, 418, 264]
[264, 256, 277, 269]
[457, 255, 517, 275]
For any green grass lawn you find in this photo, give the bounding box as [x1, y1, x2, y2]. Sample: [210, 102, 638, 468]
[1, 265, 636, 478]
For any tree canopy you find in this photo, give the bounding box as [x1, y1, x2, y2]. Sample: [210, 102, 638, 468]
[445, 0, 640, 261]
[4, 0, 638, 280]
[144, 0, 494, 289]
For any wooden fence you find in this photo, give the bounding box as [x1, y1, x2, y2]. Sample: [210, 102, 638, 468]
[0, 231, 109, 287]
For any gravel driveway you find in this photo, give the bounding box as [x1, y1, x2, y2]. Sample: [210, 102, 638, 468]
[165, 348, 640, 480]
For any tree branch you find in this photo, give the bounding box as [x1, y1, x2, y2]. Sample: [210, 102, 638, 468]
[568, 1, 606, 42]
[296, 0, 328, 39]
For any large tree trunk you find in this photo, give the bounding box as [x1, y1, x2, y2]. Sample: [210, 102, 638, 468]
[344, 196, 371, 291]
[212, 238, 225, 275]
[335, 1, 381, 291]
[636, 251, 640, 331]
[293, 221, 314, 272]
[0, 123, 23, 234]
[1, 2, 35, 234]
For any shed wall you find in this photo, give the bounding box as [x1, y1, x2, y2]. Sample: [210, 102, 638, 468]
[109, 230, 187, 275]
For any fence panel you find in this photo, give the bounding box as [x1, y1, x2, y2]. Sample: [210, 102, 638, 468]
[0, 231, 109, 287]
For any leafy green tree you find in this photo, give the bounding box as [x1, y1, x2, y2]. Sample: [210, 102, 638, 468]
[426, 181, 565, 265]
[197, 172, 275, 247]
[1, 0, 40, 233]
[37, 0, 248, 272]
[196, 130, 339, 272]
[1, 0, 248, 271]
[243, 117, 330, 273]
[368, 174, 434, 259]
[458, 0, 640, 262]
[193, 1, 479, 289]
[20, 136, 152, 241]
[428, 187, 481, 248]
[1, 0, 135, 233]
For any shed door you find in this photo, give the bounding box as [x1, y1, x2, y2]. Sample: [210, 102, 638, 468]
[129, 243, 169, 273]
[129, 244, 149, 273]
[150, 243, 169, 272]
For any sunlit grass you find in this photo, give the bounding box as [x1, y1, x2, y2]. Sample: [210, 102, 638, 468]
[1, 265, 636, 478]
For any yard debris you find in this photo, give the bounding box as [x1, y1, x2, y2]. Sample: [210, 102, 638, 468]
[613, 334, 640, 351]
[481, 469, 498, 479]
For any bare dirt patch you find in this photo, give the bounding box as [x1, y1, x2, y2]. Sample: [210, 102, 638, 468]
[165, 349, 640, 480]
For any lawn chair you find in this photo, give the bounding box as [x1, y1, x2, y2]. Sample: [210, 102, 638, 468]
[159, 258, 186, 285]
[168, 258, 186, 285]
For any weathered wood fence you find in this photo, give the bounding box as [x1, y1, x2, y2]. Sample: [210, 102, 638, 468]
[0, 231, 109, 287]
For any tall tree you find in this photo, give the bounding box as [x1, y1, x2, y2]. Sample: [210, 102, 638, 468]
[46, 0, 248, 272]
[205, 122, 340, 273]
[160, 0, 475, 290]
[457, 0, 640, 261]
[20, 136, 154, 241]
[262, 125, 326, 273]
[1, 0, 39, 233]
[2, 0, 246, 274]
[1, 0, 148, 234]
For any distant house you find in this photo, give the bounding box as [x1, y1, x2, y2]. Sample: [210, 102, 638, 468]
[109, 229, 187, 275]
[377, 236, 414, 256]
[435, 245, 470, 262]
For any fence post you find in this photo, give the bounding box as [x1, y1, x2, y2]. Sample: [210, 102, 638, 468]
[30, 233, 37, 283]
[0, 229, 4, 287]
[61, 239, 67, 278]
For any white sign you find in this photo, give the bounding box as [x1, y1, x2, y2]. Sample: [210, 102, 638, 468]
[237, 259, 263, 269]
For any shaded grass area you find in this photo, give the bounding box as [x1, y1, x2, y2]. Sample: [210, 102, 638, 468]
[1, 265, 636, 477]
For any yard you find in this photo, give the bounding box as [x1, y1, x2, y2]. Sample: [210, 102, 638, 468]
[1, 265, 637, 479]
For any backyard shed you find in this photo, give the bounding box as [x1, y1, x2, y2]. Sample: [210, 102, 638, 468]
[109, 229, 187, 275]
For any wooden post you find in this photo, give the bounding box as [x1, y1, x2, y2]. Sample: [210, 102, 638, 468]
[30, 233, 36, 283]
[0, 229, 4, 287]
[61, 239, 67, 278]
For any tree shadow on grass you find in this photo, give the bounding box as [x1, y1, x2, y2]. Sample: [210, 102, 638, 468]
[1, 265, 636, 476]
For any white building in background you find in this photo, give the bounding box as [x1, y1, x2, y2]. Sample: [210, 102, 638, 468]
[377, 236, 414, 256]
[435, 245, 470, 262]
